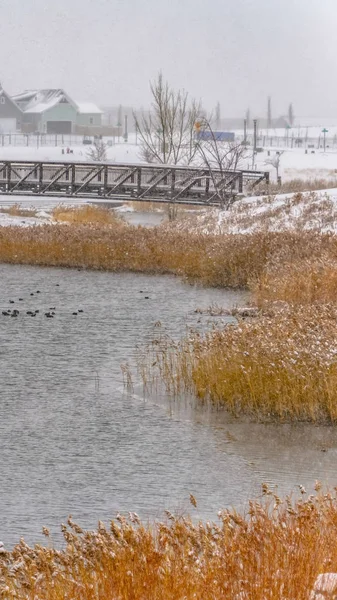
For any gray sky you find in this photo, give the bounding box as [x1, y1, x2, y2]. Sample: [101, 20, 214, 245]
[0, 0, 336, 117]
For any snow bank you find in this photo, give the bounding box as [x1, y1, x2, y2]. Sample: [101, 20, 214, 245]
[171, 188, 337, 235]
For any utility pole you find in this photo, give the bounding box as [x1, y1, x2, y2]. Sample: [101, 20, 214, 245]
[124, 115, 128, 142]
[253, 119, 257, 167]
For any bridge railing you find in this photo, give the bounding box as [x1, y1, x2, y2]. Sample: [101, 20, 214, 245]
[0, 161, 269, 205]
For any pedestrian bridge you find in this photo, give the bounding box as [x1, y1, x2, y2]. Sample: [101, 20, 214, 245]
[0, 161, 270, 205]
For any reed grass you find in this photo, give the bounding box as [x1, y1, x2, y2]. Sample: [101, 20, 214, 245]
[248, 177, 337, 196]
[0, 224, 336, 295]
[254, 257, 337, 306]
[0, 203, 38, 217]
[52, 204, 122, 225]
[0, 225, 310, 286]
[2, 488, 337, 599]
[140, 305, 337, 423]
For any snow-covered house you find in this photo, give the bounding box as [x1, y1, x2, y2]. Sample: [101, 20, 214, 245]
[0, 83, 23, 132]
[10, 88, 103, 134]
[76, 103, 103, 128]
[13, 89, 78, 134]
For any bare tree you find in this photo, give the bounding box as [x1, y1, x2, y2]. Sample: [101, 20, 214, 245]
[195, 119, 248, 209]
[265, 151, 284, 182]
[86, 138, 108, 162]
[134, 73, 201, 165]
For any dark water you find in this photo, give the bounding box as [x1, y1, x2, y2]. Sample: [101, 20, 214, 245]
[0, 264, 336, 548]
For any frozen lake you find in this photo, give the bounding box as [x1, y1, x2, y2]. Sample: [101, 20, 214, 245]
[0, 265, 337, 547]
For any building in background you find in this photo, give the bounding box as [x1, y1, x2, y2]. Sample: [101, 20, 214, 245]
[0, 83, 23, 132]
[0, 85, 106, 135]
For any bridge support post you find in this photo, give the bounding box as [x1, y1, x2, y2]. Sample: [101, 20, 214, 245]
[137, 168, 142, 196]
[6, 163, 11, 192]
[238, 173, 243, 193]
[39, 163, 43, 191]
[103, 165, 108, 196]
[171, 169, 176, 196]
[71, 164, 76, 194]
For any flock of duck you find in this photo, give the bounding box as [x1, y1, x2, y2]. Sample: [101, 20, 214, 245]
[1, 285, 84, 319]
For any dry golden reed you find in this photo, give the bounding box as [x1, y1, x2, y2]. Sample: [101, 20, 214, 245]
[51, 203, 123, 225]
[0, 223, 335, 291]
[141, 305, 337, 423]
[254, 257, 337, 306]
[248, 176, 337, 196]
[1, 488, 337, 600]
[0, 203, 38, 217]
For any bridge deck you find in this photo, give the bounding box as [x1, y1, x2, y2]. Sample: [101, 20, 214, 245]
[0, 161, 269, 205]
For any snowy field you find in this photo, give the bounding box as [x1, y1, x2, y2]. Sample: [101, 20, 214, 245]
[0, 133, 337, 230]
[1, 136, 337, 183]
[173, 188, 337, 235]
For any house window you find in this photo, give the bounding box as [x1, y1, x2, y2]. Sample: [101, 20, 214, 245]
[89, 117, 94, 125]
[1, 96, 5, 104]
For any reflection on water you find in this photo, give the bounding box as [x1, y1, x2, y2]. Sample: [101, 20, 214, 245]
[122, 210, 165, 227]
[0, 264, 336, 548]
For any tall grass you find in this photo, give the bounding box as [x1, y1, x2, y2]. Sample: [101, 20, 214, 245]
[0, 203, 38, 217]
[0, 225, 335, 290]
[248, 177, 337, 195]
[254, 257, 337, 306]
[52, 204, 123, 225]
[140, 305, 337, 423]
[2, 488, 337, 599]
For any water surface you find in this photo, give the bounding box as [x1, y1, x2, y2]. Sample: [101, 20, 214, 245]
[0, 264, 336, 547]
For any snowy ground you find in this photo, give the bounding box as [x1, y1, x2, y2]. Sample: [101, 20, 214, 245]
[252, 147, 337, 183]
[0, 136, 337, 231]
[0, 141, 142, 165]
[172, 188, 337, 235]
[1, 138, 337, 183]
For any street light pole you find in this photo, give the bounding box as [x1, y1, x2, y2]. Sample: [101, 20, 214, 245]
[252, 119, 257, 168]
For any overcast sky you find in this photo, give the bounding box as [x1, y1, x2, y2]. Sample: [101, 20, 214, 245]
[0, 0, 336, 118]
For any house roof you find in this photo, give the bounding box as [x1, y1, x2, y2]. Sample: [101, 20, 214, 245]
[12, 90, 38, 103]
[12, 89, 76, 114]
[11, 89, 102, 115]
[76, 102, 103, 114]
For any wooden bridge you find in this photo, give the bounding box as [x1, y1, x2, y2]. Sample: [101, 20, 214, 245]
[0, 161, 270, 205]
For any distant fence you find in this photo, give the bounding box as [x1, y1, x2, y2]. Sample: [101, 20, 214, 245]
[0, 131, 335, 151]
[0, 133, 134, 148]
[238, 132, 337, 150]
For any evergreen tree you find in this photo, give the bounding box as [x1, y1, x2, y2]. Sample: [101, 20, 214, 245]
[117, 105, 123, 127]
[215, 101, 221, 130]
[245, 107, 251, 129]
[267, 96, 272, 129]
